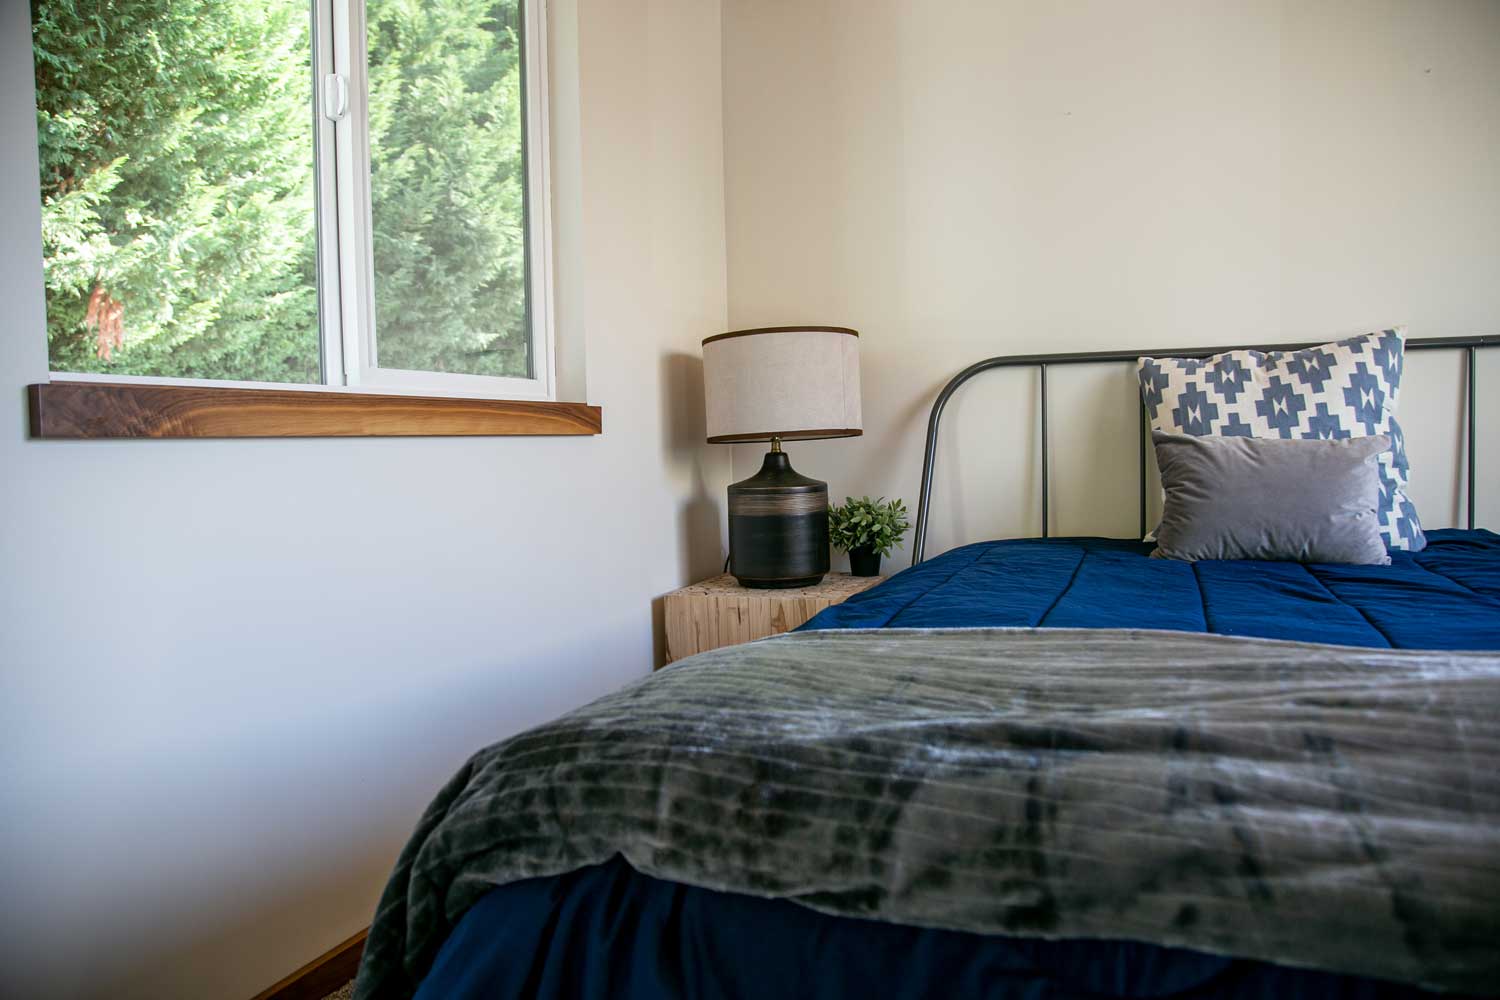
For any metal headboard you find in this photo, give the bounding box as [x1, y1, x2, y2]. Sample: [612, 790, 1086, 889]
[911, 334, 1500, 565]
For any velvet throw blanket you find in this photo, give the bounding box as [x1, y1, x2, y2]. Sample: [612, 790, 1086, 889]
[355, 629, 1500, 999]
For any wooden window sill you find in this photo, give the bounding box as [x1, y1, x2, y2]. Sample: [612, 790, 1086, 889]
[27, 382, 602, 439]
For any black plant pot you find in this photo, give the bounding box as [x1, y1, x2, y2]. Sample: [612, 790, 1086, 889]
[847, 546, 881, 577]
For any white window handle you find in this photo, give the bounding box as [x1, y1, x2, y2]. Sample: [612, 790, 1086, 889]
[322, 74, 349, 122]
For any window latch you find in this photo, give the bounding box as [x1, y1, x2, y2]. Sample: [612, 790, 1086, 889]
[322, 74, 349, 122]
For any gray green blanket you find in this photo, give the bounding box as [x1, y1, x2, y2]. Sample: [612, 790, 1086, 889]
[355, 628, 1500, 999]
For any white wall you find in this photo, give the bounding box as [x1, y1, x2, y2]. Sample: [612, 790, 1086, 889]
[722, 0, 1500, 563]
[0, 0, 730, 996]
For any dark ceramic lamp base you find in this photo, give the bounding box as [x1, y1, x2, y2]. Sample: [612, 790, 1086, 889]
[727, 446, 829, 589]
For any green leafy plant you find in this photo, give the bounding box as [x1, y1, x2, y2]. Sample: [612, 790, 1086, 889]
[828, 496, 910, 558]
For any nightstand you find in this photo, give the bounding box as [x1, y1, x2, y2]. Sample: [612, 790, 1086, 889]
[662, 572, 884, 665]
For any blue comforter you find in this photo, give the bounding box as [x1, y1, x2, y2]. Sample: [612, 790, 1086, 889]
[802, 529, 1500, 649]
[410, 530, 1500, 1000]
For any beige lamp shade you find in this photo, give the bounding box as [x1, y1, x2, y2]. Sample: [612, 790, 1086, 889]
[702, 326, 862, 443]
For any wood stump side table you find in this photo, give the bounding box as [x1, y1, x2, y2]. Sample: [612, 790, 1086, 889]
[662, 572, 884, 665]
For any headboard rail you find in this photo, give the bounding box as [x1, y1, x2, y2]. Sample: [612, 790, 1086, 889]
[911, 334, 1500, 565]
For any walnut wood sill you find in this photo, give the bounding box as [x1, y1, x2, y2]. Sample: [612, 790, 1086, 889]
[28, 382, 602, 439]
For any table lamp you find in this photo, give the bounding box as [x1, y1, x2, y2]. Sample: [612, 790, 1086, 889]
[702, 326, 862, 588]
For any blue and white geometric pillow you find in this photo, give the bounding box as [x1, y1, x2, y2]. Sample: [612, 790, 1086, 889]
[1138, 327, 1425, 551]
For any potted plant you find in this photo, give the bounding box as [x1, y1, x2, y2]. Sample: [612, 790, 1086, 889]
[828, 496, 910, 577]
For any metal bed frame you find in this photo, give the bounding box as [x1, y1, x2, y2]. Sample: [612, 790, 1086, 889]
[911, 334, 1500, 565]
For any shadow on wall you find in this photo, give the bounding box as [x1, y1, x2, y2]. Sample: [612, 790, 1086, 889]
[829, 379, 936, 571]
[656, 351, 726, 665]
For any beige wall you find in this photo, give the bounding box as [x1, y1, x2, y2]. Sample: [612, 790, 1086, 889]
[722, 0, 1500, 564]
[0, 0, 729, 996]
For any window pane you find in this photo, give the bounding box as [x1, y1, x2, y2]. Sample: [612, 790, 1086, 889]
[366, 0, 532, 379]
[33, 0, 322, 383]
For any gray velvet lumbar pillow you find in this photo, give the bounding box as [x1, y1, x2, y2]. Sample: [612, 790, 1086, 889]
[1151, 432, 1390, 565]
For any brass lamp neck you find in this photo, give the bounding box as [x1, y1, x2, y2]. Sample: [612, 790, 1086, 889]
[770, 436, 783, 453]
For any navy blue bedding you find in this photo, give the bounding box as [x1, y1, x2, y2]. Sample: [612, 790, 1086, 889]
[802, 529, 1500, 650]
[417, 858, 1448, 1000]
[413, 530, 1500, 1000]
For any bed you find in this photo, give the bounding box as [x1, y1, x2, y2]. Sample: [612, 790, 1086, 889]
[355, 334, 1500, 1000]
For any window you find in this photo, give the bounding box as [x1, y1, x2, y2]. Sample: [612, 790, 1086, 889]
[31, 0, 553, 401]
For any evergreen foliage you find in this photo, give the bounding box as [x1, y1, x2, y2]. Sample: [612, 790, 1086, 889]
[31, 0, 529, 383]
[367, 0, 529, 377]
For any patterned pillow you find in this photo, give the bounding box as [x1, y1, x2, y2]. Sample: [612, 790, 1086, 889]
[1138, 327, 1425, 551]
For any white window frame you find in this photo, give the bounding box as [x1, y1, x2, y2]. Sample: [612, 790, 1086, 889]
[49, 0, 555, 403]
